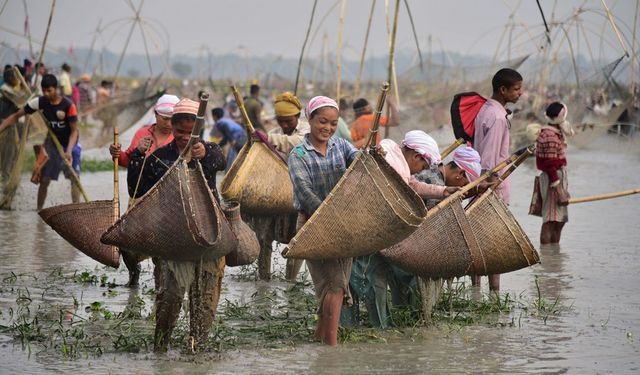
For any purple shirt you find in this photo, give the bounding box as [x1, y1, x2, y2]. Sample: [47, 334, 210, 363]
[473, 98, 510, 203]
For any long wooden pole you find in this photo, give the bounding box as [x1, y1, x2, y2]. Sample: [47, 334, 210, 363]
[430, 146, 533, 217]
[439, 138, 465, 159]
[113, 0, 145, 82]
[466, 147, 534, 213]
[335, 0, 347, 103]
[403, 0, 424, 72]
[384, 0, 401, 139]
[568, 188, 640, 205]
[600, 0, 630, 57]
[355, 0, 376, 98]
[12, 65, 89, 202]
[112, 127, 120, 254]
[231, 85, 255, 134]
[294, 0, 319, 96]
[365, 82, 390, 151]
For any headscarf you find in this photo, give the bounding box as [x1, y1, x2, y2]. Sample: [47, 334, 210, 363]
[155, 94, 180, 117]
[274, 91, 302, 117]
[545, 101, 575, 137]
[305, 96, 339, 119]
[172, 98, 199, 116]
[402, 130, 441, 166]
[452, 146, 481, 182]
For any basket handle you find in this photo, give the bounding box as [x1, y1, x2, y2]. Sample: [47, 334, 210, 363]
[179, 91, 209, 160]
[231, 85, 256, 135]
[364, 82, 390, 151]
[428, 145, 533, 217]
[440, 138, 465, 159]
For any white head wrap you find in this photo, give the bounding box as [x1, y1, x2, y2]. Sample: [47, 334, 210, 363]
[154, 94, 180, 117]
[402, 130, 441, 166]
[452, 146, 481, 181]
[545, 102, 575, 137]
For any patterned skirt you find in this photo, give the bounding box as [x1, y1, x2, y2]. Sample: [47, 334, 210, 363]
[539, 167, 569, 223]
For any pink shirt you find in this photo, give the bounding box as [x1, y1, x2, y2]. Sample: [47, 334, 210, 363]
[117, 124, 174, 167]
[380, 139, 445, 199]
[473, 98, 510, 203]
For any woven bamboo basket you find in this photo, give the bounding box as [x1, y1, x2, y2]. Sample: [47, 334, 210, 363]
[101, 162, 237, 261]
[39, 200, 120, 268]
[282, 151, 426, 260]
[466, 191, 539, 275]
[380, 198, 483, 279]
[222, 201, 260, 267]
[220, 141, 295, 215]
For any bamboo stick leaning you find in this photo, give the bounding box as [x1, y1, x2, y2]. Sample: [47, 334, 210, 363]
[568, 188, 640, 204]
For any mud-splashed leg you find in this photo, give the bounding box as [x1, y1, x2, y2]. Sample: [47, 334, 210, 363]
[417, 277, 443, 324]
[257, 237, 273, 280]
[121, 250, 141, 287]
[189, 257, 225, 351]
[154, 261, 186, 353]
[285, 258, 304, 281]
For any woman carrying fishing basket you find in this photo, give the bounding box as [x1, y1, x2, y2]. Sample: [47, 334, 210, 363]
[288, 95, 359, 346]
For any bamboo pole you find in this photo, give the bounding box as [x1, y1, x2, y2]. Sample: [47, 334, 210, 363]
[384, 0, 401, 139]
[44, 123, 89, 202]
[568, 188, 640, 205]
[355, 0, 376, 98]
[335, 0, 347, 103]
[22, 0, 35, 59]
[82, 19, 102, 74]
[231, 85, 255, 134]
[430, 146, 533, 217]
[631, 1, 639, 95]
[294, 0, 319, 96]
[466, 147, 533, 214]
[440, 138, 464, 159]
[403, 0, 423, 72]
[113, 0, 145, 82]
[112, 127, 120, 254]
[30, 0, 56, 91]
[600, 0, 630, 57]
[364, 82, 390, 151]
[179, 91, 209, 160]
[11, 65, 89, 203]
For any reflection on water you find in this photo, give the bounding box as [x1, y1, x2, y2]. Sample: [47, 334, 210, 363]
[0, 137, 639, 374]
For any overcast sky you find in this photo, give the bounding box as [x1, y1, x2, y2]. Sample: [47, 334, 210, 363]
[0, 0, 637, 62]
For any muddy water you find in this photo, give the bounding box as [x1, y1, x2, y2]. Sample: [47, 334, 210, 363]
[1, 135, 639, 374]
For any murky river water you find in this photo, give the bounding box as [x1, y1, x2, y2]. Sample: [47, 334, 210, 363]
[1, 134, 639, 374]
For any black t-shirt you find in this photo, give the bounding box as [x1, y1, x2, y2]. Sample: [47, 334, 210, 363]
[24, 96, 78, 147]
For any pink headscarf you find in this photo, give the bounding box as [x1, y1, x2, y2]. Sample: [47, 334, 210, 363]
[453, 146, 481, 181]
[402, 130, 441, 166]
[173, 98, 199, 116]
[305, 96, 339, 119]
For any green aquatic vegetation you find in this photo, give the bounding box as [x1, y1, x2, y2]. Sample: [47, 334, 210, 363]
[74, 270, 100, 284]
[0, 265, 568, 360]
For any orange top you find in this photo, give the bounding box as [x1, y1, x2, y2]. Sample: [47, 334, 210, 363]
[350, 113, 388, 148]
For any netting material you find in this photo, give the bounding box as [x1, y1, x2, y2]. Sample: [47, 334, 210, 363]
[380, 198, 482, 279]
[101, 162, 237, 261]
[220, 141, 295, 215]
[39, 200, 120, 268]
[466, 191, 540, 275]
[283, 152, 426, 260]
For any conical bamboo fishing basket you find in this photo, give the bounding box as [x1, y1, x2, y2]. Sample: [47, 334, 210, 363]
[220, 140, 295, 215]
[282, 151, 426, 260]
[466, 190, 539, 275]
[380, 198, 483, 279]
[101, 161, 237, 261]
[39, 200, 120, 268]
